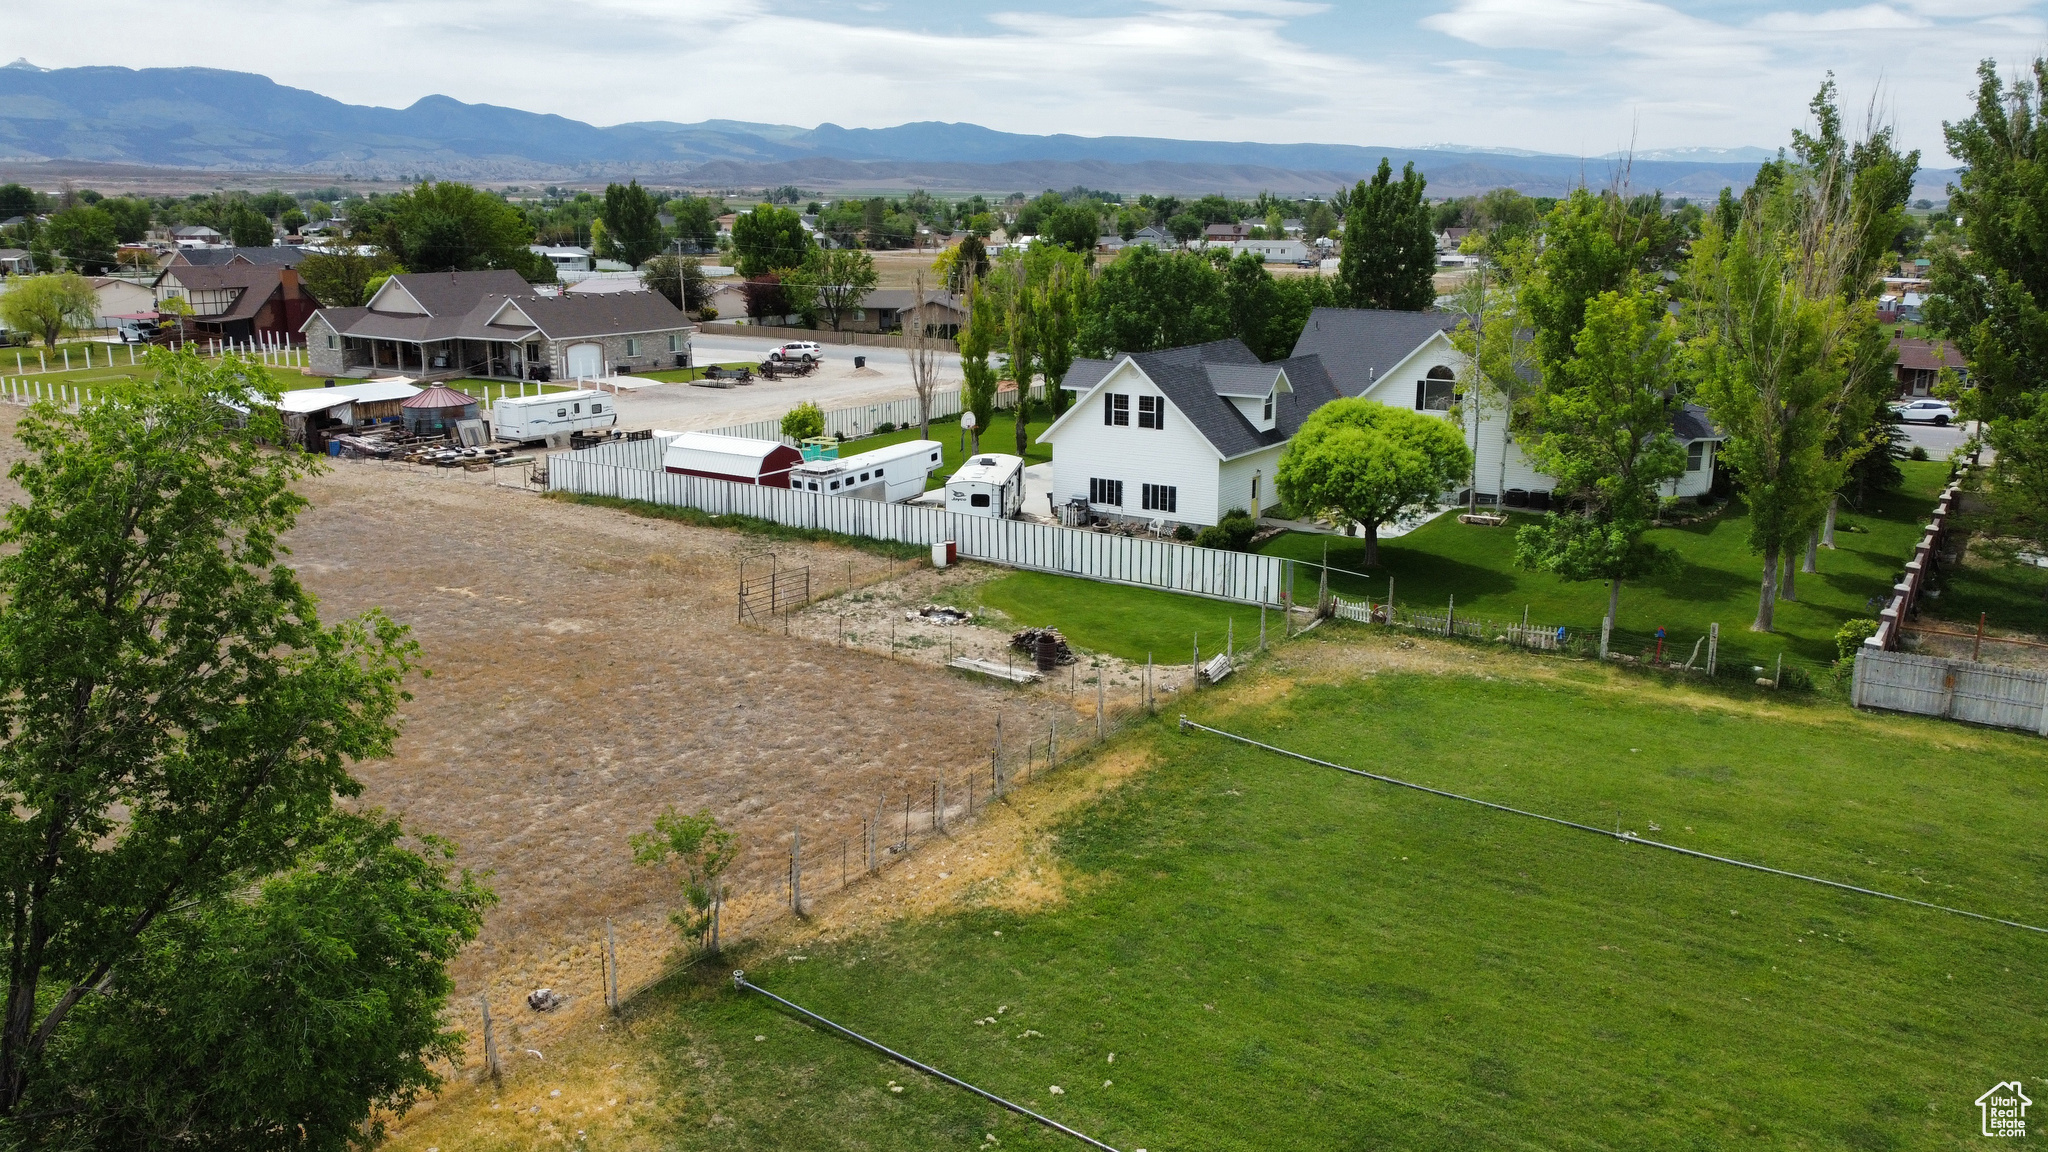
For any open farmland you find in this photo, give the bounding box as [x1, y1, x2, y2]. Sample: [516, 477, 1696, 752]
[383, 622, 2048, 1151]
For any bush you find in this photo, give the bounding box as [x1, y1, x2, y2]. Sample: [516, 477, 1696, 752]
[1834, 617, 1881, 660]
[1909, 445, 1930, 461]
[1173, 524, 1196, 542]
[781, 400, 825, 441]
[1195, 509, 1259, 552]
[875, 421, 897, 434]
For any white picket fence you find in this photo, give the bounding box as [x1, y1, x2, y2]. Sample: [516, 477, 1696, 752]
[549, 443, 1288, 607]
[1852, 647, 2048, 735]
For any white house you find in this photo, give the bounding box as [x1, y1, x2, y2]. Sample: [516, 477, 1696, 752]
[1290, 308, 1726, 506]
[1037, 339, 1342, 529]
[1202, 238, 1310, 263]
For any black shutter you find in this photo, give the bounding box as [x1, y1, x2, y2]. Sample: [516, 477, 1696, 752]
[1104, 395, 1113, 425]
[1415, 381, 1425, 409]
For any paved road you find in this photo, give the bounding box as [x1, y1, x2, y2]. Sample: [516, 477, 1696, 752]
[1898, 418, 1980, 459]
[606, 334, 953, 434]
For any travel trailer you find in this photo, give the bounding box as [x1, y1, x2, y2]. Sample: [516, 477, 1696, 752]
[492, 390, 617, 442]
[944, 453, 1025, 518]
[786, 440, 945, 503]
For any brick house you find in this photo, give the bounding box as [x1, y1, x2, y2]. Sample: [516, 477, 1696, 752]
[1890, 331, 1965, 397]
[302, 270, 696, 381]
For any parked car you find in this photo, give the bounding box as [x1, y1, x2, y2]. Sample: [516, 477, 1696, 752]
[768, 341, 823, 364]
[1891, 398, 1955, 426]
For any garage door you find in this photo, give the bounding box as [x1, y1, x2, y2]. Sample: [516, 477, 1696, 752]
[565, 342, 602, 380]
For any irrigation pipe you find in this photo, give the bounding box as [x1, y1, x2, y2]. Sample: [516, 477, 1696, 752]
[1179, 717, 2048, 937]
[733, 971, 1128, 1152]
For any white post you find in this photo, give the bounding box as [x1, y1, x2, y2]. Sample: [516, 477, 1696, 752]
[38, 351, 46, 373]
[128, 344, 135, 366]
[84, 345, 91, 370]
[1599, 617, 1612, 660]
[1707, 623, 1719, 677]
[62, 349, 70, 372]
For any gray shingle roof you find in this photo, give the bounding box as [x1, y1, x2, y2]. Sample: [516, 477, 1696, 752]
[1204, 363, 1279, 398]
[309, 270, 692, 345]
[510, 291, 692, 339]
[1116, 339, 1342, 460]
[1060, 358, 1115, 393]
[1288, 307, 1466, 397]
[174, 246, 308, 268]
[385, 270, 533, 316]
[1670, 402, 1724, 443]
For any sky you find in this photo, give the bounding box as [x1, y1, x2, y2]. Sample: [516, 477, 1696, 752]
[16, 0, 2048, 161]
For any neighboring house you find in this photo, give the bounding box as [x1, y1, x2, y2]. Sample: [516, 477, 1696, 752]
[302, 269, 696, 381]
[1129, 225, 1170, 247]
[1280, 218, 1305, 236]
[173, 245, 308, 269]
[1891, 332, 1965, 396]
[531, 245, 594, 274]
[840, 288, 968, 336]
[703, 281, 747, 322]
[1204, 223, 1251, 243]
[154, 262, 321, 343]
[1435, 226, 1474, 253]
[1203, 238, 1309, 263]
[169, 225, 225, 248]
[87, 276, 156, 326]
[0, 248, 31, 275]
[1038, 338, 1342, 528]
[563, 271, 649, 295]
[1291, 307, 1726, 504]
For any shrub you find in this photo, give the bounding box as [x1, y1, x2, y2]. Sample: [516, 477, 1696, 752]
[1172, 524, 1196, 542]
[875, 421, 897, 434]
[1196, 509, 1259, 551]
[1834, 617, 1881, 660]
[1909, 445, 1929, 461]
[781, 400, 825, 441]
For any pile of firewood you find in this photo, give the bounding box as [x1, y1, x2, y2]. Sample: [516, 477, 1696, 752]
[1009, 627, 1076, 666]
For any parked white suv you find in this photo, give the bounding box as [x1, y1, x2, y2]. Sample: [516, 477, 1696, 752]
[768, 341, 823, 364]
[1891, 398, 1956, 426]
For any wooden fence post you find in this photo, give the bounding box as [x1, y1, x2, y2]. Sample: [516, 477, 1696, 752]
[605, 917, 619, 1013]
[1707, 623, 1719, 677]
[479, 995, 500, 1084]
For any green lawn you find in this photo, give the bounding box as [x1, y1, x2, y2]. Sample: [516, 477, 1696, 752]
[1925, 523, 2048, 637]
[960, 569, 1280, 664]
[837, 411, 1054, 492]
[1259, 460, 1952, 670]
[632, 661, 2046, 1150]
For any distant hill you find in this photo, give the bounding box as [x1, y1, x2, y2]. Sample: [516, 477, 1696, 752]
[0, 62, 1957, 199]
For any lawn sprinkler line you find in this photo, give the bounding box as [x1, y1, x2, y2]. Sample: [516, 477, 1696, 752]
[733, 971, 1128, 1152]
[1178, 717, 2048, 937]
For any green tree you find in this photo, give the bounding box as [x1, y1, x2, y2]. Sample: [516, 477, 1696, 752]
[1076, 245, 1229, 357]
[947, 235, 990, 294]
[631, 807, 738, 951]
[377, 181, 549, 279]
[1927, 58, 2048, 560]
[1521, 189, 1651, 381]
[667, 195, 720, 253]
[643, 252, 710, 315]
[1045, 203, 1101, 253]
[1447, 264, 1537, 512]
[731, 204, 813, 278]
[1224, 251, 1288, 360]
[298, 248, 399, 308]
[226, 201, 273, 247]
[38, 206, 117, 273]
[959, 280, 1002, 452]
[0, 273, 98, 347]
[1167, 212, 1204, 247]
[797, 246, 879, 332]
[36, 813, 489, 1148]
[1336, 158, 1436, 311]
[0, 184, 35, 219]
[1004, 263, 1038, 459]
[1514, 283, 1687, 633]
[1275, 399, 1472, 566]
[97, 197, 151, 244]
[1035, 257, 1084, 417]
[781, 399, 825, 441]
[0, 353, 432, 1127]
[600, 179, 663, 267]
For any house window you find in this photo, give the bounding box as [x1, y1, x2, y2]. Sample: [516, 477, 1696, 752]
[1687, 441, 1706, 472]
[325, 334, 337, 350]
[1416, 366, 1456, 411]
[1251, 474, 1260, 502]
[525, 344, 539, 362]
[1137, 395, 1164, 429]
[1089, 477, 1125, 506]
[1262, 393, 1273, 422]
[668, 333, 683, 352]
[626, 338, 640, 357]
[1141, 483, 1178, 513]
[1104, 393, 1130, 426]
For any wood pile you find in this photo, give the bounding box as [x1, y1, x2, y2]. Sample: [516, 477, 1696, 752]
[1009, 627, 1076, 666]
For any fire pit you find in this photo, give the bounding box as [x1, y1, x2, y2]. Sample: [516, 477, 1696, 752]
[907, 604, 973, 625]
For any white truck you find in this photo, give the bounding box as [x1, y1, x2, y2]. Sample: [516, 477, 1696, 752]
[492, 390, 618, 442]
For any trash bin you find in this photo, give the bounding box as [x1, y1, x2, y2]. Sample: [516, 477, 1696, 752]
[932, 540, 957, 568]
[854, 355, 866, 369]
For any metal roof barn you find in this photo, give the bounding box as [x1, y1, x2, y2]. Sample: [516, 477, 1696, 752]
[663, 432, 803, 487]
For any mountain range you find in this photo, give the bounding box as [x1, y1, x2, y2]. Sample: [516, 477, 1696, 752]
[0, 61, 1956, 200]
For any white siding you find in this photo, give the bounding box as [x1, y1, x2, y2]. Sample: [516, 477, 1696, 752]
[1218, 446, 1283, 519]
[1043, 360, 1225, 526]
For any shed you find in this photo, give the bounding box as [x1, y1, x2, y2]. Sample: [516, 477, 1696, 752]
[401, 385, 481, 437]
[275, 377, 422, 449]
[663, 432, 803, 487]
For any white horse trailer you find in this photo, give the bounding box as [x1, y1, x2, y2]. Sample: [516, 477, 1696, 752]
[492, 390, 618, 442]
[788, 440, 945, 502]
[944, 454, 1025, 518]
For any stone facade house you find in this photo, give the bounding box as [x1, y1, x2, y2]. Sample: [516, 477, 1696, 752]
[302, 270, 697, 381]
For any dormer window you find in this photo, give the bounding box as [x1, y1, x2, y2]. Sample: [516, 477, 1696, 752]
[1137, 395, 1164, 429]
[1105, 393, 1130, 426]
[1262, 392, 1274, 422]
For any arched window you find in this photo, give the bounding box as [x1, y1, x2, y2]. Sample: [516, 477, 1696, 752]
[1418, 365, 1456, 411]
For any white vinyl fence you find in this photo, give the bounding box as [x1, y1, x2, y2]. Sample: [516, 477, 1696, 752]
[550, 444, 1287, 607]
[1852, 647, 2048, 735]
